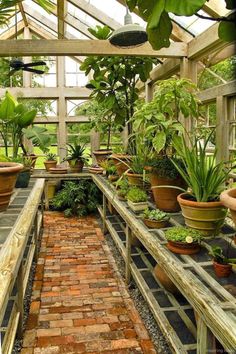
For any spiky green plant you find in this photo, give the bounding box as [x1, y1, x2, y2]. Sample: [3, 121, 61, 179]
[172, 132, 233, 202]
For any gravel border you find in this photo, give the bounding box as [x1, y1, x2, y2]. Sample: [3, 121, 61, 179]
[102, 221, 172, 354]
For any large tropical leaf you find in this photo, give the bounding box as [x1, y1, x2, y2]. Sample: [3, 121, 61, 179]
[22, 126, 51, 152]
[147, 11, 172, 50]
[0, 91, 16, 121]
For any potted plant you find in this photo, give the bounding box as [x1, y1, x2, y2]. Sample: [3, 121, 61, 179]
[132, 77, 199, 212]
[142, 208, 170, 229]
[100, 160, 118, 182]
[126, 186, 148, 212]
[64, 142, 89, 173]
[44, 152, 57, 171]
[126, 155, 147, 187]
[115, 178, 129, 201]
[80, 26, 157, 158]
[172, 132, 232, 236]
[165, 226, 202, 255]
[78, 99, 116, 165]
[209, 245, 236, 278]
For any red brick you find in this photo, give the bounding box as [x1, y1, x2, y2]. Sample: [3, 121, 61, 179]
[21, 213, 155, 354]
[37, 328, 61, 337]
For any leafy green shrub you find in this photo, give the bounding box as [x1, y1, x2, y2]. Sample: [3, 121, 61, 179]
[149, 157, 185, 179]
[142, 208, 169, 221]
[51, 180, 101, 217]
[165, 226, 202, 243]
[127, 187, 147, 203]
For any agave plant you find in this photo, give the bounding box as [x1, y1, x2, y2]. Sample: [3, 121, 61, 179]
[171, 131, 233, 202]
[64, 142, 89, 165]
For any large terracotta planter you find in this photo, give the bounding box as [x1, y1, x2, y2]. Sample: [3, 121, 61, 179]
[93, 149, 112, 166]
[153, 264, 180, 294]
[167, 240, 201, 255]
[213, 261, 232, 278]
[177, 193, 227, 236]
[111, 154, 131, 176]
[44, 160, 57, 171]
[150, 173, 185, 212]
[126, 171, 144, 187]
[68, 159, 84, 173]
[220, 188, 236, 227]
[0, 162, 23, 211]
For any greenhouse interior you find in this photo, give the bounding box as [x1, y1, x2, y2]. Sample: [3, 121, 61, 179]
[0, 1, 236, 353]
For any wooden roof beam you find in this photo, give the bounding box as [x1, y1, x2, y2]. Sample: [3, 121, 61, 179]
[0, 20, 25, 39]
[57, 0, 65, 38]
[18, 2, 28, 27]
[202, 0, 229, 17]
[68, 0, 121, 30]
[28, 3, 93, 39]
[0, 39, 187, 58]
[188, 22, 233, 60]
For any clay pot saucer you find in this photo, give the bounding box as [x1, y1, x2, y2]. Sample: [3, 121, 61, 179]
[49, 166, 68, 174]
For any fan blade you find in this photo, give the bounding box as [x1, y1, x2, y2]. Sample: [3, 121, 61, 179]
[23, 61, 46, 68]
[23, 68, 45, 74]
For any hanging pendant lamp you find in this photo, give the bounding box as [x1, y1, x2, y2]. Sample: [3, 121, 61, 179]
[109, 7, 147, 47]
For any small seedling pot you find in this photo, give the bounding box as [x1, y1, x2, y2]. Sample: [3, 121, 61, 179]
[127, 200, 148, 213]
[213, 261, 232, 278]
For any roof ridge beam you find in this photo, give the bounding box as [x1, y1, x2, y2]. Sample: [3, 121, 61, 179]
[0, 39, 187, 58]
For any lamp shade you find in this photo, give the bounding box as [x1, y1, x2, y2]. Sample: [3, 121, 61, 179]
[109, 24, 147, 47]
[109, 9, 147, 47]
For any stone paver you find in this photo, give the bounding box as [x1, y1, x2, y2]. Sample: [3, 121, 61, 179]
[21, 211, 157, 354]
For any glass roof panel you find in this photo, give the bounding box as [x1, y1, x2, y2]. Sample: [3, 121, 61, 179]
[0, 12, 22, 35]
[170, 10, 218, 36]
[67, 2, 102, 29]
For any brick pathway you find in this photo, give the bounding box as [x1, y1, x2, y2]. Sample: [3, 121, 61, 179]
[21, 212, 157, 354]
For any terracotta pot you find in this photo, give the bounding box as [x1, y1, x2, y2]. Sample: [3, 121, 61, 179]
[44, 160, 57, 171]
[150, 173, 186, 212]
[153, 264, 180, 294]
[28, 154, 38, 169]
[177, 193, 227, 236]
[111, 154, 131, 176]
[213, 261, 232, 278]
[167, 240, 201, 255]
[0, 162, 23, 211]
[126, 171, 144, 187]
[68, 159, 84, 173]
[220, 188, 236, 228]
[143, 218, 168, 229]
[93, 149, 112, 166]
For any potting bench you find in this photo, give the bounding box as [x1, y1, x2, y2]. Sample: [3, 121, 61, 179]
[0, 179, 44, 354]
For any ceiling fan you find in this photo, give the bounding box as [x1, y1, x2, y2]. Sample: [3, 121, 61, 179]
[9, 59, 47, 76]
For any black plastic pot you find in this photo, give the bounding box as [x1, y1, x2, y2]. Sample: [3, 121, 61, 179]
[15, 170, 31, 188]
